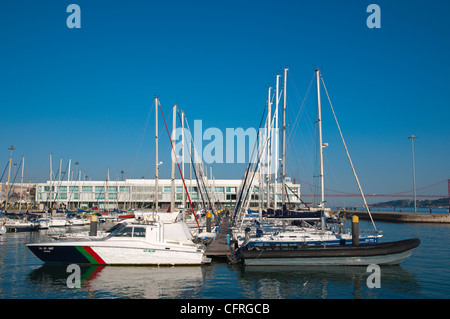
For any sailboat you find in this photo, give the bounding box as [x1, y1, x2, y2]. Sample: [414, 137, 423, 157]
[232, 69, 378, 250]
[27, 97, 210, 266]
[233, 68, 420, 266]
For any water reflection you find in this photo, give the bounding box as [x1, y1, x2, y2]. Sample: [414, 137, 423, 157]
[233, 265, 420, 299]
[28, 264, 205, 299]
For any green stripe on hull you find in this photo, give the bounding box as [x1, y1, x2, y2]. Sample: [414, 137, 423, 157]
[75, 246, 98, 264]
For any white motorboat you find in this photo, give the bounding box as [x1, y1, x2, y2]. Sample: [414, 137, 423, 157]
[4, 218, 39, 232]
[27, 212, 210, 265]
[66, 215, 90, 226]
[49, 217, 68, 227]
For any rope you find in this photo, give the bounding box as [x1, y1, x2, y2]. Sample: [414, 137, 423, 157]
[320, 73, 377, 232]
[158, 102, 201, 231]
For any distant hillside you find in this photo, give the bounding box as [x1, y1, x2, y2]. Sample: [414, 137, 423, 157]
[370, 198, 449, 208]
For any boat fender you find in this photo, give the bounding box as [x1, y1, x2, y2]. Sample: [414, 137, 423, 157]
[338, 226, 343, 234]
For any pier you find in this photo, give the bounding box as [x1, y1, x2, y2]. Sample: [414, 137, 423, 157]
[204, 215, 232, 259]
[336, 210, 450, 224]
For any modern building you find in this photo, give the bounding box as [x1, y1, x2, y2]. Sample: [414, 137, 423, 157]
[35, 178, 302, 211]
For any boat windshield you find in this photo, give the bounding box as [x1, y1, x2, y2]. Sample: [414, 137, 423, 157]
[107, 223, 128, 237]
[107, 223, 146, 238]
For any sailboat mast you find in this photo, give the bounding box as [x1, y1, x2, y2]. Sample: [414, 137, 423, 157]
[274, 74, 280, 210]
[316, 69, 325, 210]
[19, 156, 24, 212]
[49, 153, 53, 210]
[281, 68, 288, 207]
[171, 104, 177, 211]
[155, 96, 159, 212]
[266, 86, 272, 209]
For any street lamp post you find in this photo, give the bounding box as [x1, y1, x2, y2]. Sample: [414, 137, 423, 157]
[408, 135, 417, 213]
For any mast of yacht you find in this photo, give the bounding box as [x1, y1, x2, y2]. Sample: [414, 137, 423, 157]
[266, 86, 272, 209]
[281, 68, 288, 208]
[316, 69, 326, 231]
[182, 110, 186, 221]
[274, 75, 280, 210]
[155, 96, 159, 212]
[316, 69, 325, 209]
[19, 156, 24, 212]
[258, 126, 263, 219]
[49, 153, 53, 211]
[171, 104, 177, 212]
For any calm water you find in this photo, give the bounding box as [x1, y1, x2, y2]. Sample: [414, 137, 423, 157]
[1, 217, 450, 299]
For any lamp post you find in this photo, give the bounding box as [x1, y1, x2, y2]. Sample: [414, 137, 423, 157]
[408, 135, 417, 213]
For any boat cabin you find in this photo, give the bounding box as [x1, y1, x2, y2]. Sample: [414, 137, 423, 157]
[106, 220, 194, 245]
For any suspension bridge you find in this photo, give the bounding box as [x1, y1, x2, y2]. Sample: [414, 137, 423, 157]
[299, 179, 450, 200]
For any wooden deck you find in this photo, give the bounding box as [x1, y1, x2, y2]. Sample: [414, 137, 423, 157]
[205, 216, 233, 258]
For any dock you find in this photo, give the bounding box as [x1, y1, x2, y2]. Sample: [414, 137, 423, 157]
[205, 216, 233, 259]
[336, 210, 450, 224]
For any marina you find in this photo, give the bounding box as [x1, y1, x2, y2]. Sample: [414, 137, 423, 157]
[1, 67, 446, 299]
[0, 218, 449, 299]
[2, 0, 450, 302]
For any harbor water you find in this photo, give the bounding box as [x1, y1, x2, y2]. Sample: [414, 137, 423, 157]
[1, 215, 449, 299]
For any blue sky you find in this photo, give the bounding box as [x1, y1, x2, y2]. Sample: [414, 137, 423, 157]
[1, 0, 449, 205]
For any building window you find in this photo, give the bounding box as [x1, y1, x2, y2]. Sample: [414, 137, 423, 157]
[57, 193, 67, 200]
[95, 186, 105, 193]
[226, 187, 236, 193]
[107, 186, 117, 193]
[215, 187, 224, 193]
[176, 186, 183, 193]
[82, 186, 92, 192]
[119, 186, 130, 193]
[109, 193, 117, 200]
[164, 186, 171, 193]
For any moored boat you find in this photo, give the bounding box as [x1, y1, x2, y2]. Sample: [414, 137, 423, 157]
[27, 212, 210, 265]
[237, 238, 420, 266]
[4, 218, 40, 232]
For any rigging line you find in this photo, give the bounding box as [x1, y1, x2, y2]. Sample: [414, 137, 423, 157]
[288, 72, 315, 138]
[130, 101, 154, 178]
[2, 158, 23, 212]
[175, 109, 206, 209]
[0, 162, 9, 183]
[158, 102, 201, 231]
[237, 103, 271, 218]
[181, 114, 211, 209]
[233, 100, 268, 220]
[320, 74, 377, 232]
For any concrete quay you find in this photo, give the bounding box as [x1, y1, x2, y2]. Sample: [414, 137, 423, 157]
[335, 210, 450, 224]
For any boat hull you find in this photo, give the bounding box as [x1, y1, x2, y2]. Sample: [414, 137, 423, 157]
[27, 242, 207, 266]
[240, 238, 420, 266]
